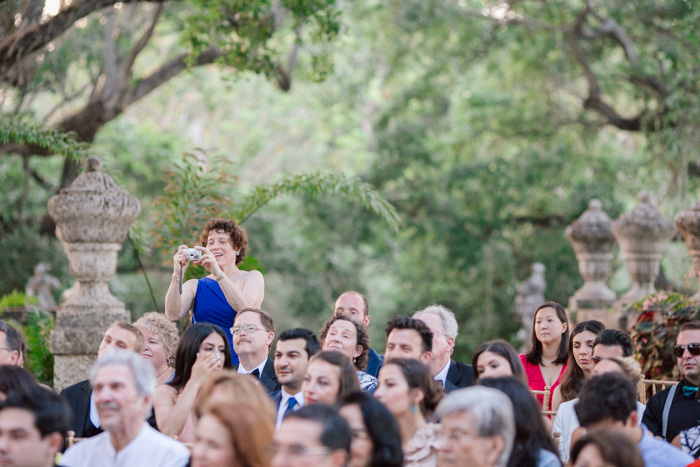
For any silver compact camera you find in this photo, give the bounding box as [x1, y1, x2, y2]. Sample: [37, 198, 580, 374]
[183, 248, 202, 261]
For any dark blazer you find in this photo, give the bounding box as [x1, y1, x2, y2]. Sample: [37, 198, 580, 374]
[365, 347, 384, 378]
[444, 359, 473, 394]
[234, 358, 280, 395]
[61, 379, 99, 438]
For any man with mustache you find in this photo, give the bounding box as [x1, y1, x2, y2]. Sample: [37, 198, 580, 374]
[271, 328, 320, 429]
[61, 321, 147, 439]
[232, 308, 280, 394]
[61, 351, 189, 466]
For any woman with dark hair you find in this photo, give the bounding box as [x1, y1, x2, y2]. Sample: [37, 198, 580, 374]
[479, 377, 561, 467]
[519, 301, 570, 411]
[302, 350, 360, 405]
[339, 391, 404, 467]
[472, 339, 527, 384]
[0, 366, 38, 400]
[154, 323, 231, 443]
[191, 401, 274, 467]
[571, 428, 644, 467]
[375, 358, 444, 466]
[551, 320, 605, 411]
[165, 218, 264, 364]
[320, 315, 377, 391]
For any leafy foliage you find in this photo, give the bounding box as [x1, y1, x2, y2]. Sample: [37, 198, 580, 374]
[0, 117, 88, 161]
[631, 292, 700, 380]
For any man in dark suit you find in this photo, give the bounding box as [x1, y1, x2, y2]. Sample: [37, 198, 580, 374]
[333, 291, 383, 377]
[270, 328, 320, 428]
[232, 308, 280, 394]
[60, 321, 145, 438]
[413, 305, 473, 393]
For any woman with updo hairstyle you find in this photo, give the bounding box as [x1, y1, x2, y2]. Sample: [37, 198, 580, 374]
[472, 339, 527, 384]
[302, 350, 360, 405]
[191, 401, 274, 467]
[134, 312, 179, 386]
[520, 301, 570, 411]
[551, 320, 605, 411]
[320, 315, 377, 390]
[571, 428, 643, 467]
[154, 323, 231, 443]
[165, 218, 264, 364]
[375, 358, 444, 466]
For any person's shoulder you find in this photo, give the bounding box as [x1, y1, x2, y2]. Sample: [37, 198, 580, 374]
[155, 383, 178, 400]
[641, 432, 694, 464]
[62, 431, 108, 461]
[143, 425, 189, 451]
[536, 449, 561, 467]
[61, 379, 90, 395]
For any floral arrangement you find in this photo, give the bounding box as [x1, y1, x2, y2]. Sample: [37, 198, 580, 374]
[631, 292, 700, 381]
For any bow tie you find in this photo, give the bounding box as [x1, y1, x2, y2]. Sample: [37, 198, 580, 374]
[683, 385, 698, 399]
[249, 368, 260, 379]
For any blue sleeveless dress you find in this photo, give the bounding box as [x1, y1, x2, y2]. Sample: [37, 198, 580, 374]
[191, 277, 238, 365]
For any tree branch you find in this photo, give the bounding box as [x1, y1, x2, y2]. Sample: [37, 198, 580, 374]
[117, 3, 163, 94]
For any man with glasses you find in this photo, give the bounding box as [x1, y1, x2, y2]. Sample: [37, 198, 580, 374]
[642, 321, 700, 441]
[413, 305, 473, 393]
[271, 404, 351, 467]
[0, 320, 26, 367]
[232, 308, 280, 394]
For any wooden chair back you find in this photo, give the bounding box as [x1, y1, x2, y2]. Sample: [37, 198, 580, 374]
[638, 375, 678, 405]
[65, 430, 85, 448]
[530, 385, 555, 415]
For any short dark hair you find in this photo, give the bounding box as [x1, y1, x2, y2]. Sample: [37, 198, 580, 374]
[592, 330, 633, 357]
[0, 366, 38, 396]
[524, 302, 569, 366]
[385, 316, 433, 353]
[571, 428, 644, 467]
[575, 373, 636, 427]
[680, 321, 700, 333]
[339, 391, 403, 467]
[0, 385, 70, 439]
[319, 315, 370, 371]
[284, 404, 351, 453]
[278, 328, 321, 358]
[199, 218, 248, 265]
[0, 320, 26, 361]
[235, 308, 276, 333]
[109, 321, 146, 354]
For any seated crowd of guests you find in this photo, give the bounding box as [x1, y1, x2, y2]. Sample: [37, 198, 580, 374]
[3, 295, 700, 467]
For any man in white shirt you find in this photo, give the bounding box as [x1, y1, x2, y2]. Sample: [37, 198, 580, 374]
[232, 308, 280, 394]
[413, 305, 473, 393]
[271, 328, 321, 429]
[61, 350, 189, 467]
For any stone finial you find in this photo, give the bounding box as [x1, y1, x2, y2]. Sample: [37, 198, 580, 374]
[612, 191, 675, 303]
[565, 199, 617, 305]
[47, 156, 141, 390]
[674, 197, 700, 302]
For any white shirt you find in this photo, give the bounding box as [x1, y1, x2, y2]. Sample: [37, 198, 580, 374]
[61, 422, 189, 467]
[89, 391, 100, 428]
[237, 357, 268, 378]
[433, 359, 451, 388]
[275, 387, 304, 429]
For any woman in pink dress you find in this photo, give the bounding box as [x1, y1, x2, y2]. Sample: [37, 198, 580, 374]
[519, 301, 569, 412]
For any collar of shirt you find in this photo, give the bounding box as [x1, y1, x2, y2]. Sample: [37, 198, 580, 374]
[237, 357, 268, 378]
[276, 388, 304, 429]
[433, 359, 451, 388]
[89, 391, 101, 428]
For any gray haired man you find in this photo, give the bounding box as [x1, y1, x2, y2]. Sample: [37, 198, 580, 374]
[436, 386, 515, 467]
[413, 305, 472, 392]
[62, 350, 189, 467]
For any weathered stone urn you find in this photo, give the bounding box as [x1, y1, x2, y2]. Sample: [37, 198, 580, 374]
[612, 191, 675, 305]
[674, 198, 700, 302]
[566, 199, 617, 307]
[48, 157, 140, 390]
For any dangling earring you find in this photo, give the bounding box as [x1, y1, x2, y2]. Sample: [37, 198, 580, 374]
[167, 358, 171, 366]
[354, 357, 357, 363]
[410, 404, 417, 414]
[235, 250, 240, 256]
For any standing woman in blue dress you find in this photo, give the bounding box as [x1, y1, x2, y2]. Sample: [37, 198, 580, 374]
[165, 218, 264, 365]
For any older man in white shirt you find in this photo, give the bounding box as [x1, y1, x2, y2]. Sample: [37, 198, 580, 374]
[62, 350, 189, 467]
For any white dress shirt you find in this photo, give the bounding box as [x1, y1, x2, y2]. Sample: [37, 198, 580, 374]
[61, 422, 189, 467]
[433, 359, 451, 388]
[237, 357, 268, 379]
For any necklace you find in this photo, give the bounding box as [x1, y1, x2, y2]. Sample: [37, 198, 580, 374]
[156, 366, 173, 381]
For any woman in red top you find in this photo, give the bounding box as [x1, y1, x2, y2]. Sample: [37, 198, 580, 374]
[519, 301, 570, 411]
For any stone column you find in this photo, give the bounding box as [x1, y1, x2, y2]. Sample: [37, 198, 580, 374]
[48, 157, 141, 390]
[612, 191, 675, 312]
[565, 199, 618, 327]
[674, 198, 700, 303]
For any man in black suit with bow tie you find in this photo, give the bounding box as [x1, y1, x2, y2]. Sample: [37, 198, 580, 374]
[413, 305, 472, 393]
[232, 308, 280, 394]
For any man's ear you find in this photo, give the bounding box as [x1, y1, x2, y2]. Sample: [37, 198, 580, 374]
[420, 351, 432, 365]
[627, 410, 638, 427]
[46, 432, 63, 455]
[484, 435, 505, 465]
[266, 332, 275, 347]
[9, 349, 20, 366]
[363, 315, 371, 327]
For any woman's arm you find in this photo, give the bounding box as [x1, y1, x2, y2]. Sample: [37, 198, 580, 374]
[154, 352, 219, 436]
[164, 246, 197, 321]
[551, 385, 563, 412]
